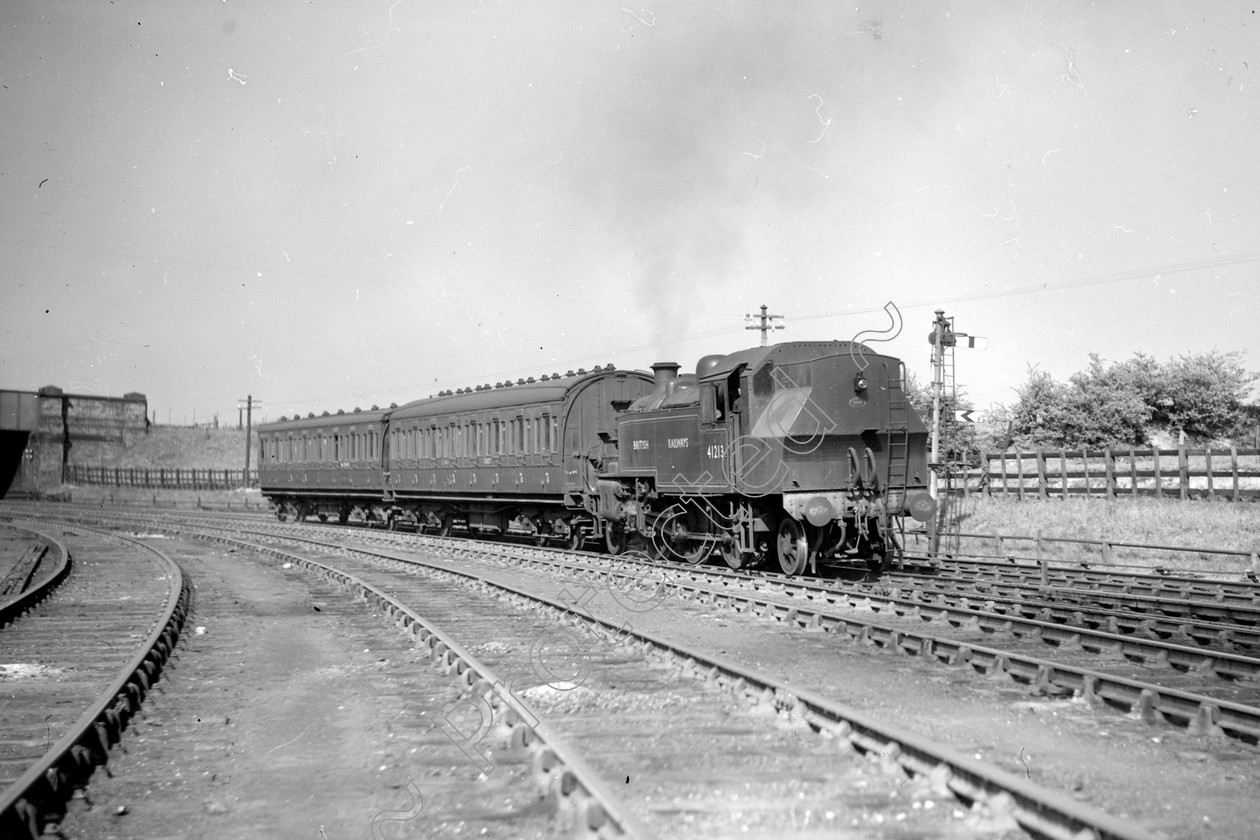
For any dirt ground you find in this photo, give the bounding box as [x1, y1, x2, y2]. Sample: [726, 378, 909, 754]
[52, 536, 554, 840]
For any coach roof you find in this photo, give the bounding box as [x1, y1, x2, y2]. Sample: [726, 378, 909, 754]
[260, 406, 389, 433]
[387, 367, 643, 421]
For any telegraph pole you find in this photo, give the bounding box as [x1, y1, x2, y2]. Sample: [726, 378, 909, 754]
[238, 396, 261, 488]
[744, 304, 784, 346]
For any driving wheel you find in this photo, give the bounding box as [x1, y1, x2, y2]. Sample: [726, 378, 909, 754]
[777, 517, 809, 576]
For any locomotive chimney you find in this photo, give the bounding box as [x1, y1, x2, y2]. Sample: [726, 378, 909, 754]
[651, 362, 680, 390]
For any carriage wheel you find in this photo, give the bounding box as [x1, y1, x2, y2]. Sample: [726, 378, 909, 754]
[777, 517, 809, 576]
[658, 509, 712, 566]
[605, 522, 628, 555]
[437, 515, 454, 537]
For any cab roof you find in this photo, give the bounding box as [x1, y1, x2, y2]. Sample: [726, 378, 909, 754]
[698, 340, 881, 382]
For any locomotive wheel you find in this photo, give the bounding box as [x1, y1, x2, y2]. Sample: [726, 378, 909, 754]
[318, 513, 328, 523]
[721, 541, 747, 570]
[658, 509, 711, 566]
[777, 517, 809, 576]
[605, 523, 628, 555]
[566, 519, 586, 551]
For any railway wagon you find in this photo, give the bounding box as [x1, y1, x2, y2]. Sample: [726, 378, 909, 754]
[259, 366, 655, 544]
[382, 366, 653, 544]
[596, 340, 934, 573]
[258, 406, 389, 523]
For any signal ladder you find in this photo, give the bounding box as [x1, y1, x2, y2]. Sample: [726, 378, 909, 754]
[883, 360, 911, 564]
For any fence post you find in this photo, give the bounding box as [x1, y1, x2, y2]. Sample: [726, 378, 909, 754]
[1232, 446, 1241, 503]
[1104, 448, 1115, 500]
[1000, 455, 1009, 498]
[1059, 450, 1068, 499]
[1206, 449, 1215, 501]
[1179, 445, 1189, 500]
[1082, 450, 1092, 498]
[1101, 538, 1111, 565]
[1015, 453, 1025, 500]
[1036, 449, 1047, 499]
[1153, 451, 1163, 499]
[1129, 449, 1138, 498]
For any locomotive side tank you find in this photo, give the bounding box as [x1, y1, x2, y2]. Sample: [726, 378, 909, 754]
[598, 340, 933, 574]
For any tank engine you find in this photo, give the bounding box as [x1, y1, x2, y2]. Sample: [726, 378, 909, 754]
[258, 340, 933, 575]
[594, 340, 934, 573]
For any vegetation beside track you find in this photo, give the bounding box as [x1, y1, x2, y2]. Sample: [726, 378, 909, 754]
[910, 495, 1260, 574]
[32, 485, 267, 512]
[953, 496, 1260, 550]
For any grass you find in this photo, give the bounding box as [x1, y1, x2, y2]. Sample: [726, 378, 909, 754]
[912, 495, 1260, 576]
[36, 485, 268, 513]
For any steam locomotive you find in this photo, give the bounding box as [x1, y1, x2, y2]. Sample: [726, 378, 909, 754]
[258, 340, 934, 575]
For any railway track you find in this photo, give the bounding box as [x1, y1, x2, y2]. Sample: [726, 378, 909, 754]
[0, 523, 191, 839]
[9, 505, 1260, 836]
[145, 518, 1163, 839]
[217, 521, 1260, 747]
[897, 554, 1260, 605]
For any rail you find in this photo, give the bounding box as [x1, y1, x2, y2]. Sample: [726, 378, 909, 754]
[0, 527, 192, 839]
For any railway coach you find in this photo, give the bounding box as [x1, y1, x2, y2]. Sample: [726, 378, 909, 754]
[258, 366, 655, 544]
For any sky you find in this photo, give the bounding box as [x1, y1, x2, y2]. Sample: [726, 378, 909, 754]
[2, 1, 1258, 426]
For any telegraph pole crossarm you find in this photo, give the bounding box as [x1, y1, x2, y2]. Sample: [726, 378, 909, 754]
[745, 304, 785, 347]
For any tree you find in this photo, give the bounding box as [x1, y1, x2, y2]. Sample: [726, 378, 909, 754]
[1009, 367, 1070, 447]
[1154, 350, 1258, 440]
[904, 370, 977, 459]
[1006, 351, 1258, 449]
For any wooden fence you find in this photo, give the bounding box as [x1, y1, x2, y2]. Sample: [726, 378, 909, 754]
[971, 447, 1260, 501]
[66, 464, 258, 491]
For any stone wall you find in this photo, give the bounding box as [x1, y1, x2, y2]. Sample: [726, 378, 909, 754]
[24, 387, 149, 489]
